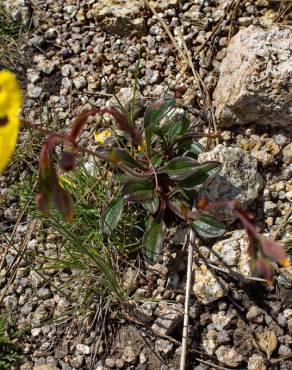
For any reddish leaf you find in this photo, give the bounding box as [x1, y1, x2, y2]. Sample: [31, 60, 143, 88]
[60, 151, 76, 171]
[70, 109, 99, 142]
[53, 185, 73, 222]
[256, 258, 274, 282]
[261, 240, 289, 267]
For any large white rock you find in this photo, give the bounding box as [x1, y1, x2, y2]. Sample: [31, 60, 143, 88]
[213, 25, 292, 128]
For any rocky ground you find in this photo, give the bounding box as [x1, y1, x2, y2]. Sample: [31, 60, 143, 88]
[0, 0, 291, 369]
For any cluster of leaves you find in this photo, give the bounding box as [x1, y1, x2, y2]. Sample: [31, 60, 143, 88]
[33, 91, 289, 280]
[35, 97, 225, 262]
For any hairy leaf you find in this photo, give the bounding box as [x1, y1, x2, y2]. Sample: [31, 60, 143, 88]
[122, 180, 154, 203]
[191, 213, 226, 238]
[142, 194, 159, 214]
[143, 218, 166, 262]
[101, 197, 125, 234]
[161, 156, 198, 180]
[144, 97, 176, 129]
[176, 161, 221, 189]
[178, 138, 205, 157]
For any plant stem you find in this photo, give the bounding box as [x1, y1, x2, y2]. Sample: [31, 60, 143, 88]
[179, 227, 194, 370]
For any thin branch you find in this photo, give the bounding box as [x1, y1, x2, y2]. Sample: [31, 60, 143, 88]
[180, 228, 194, 370]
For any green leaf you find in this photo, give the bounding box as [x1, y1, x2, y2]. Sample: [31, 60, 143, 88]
[178, 138, 205, 157]
[176, 161, 221, 189]
[161, 156, 198, 180]
[100, 148, 144, 169]
[143, 218, 166, 262]
[151, 153, 163, 167]
[144, 97, 176, 129]
[191, 214, 226, 238]
[101, 197, 125, 234]
[122, 180, 154, 203]
[181, 113, 190, 135]
[142, 194, 159, 214]
[168, 121, 182, 143]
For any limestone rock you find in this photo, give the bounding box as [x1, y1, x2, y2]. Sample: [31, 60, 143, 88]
[213, 25, 292, 128]
[90, 0, 145, 36]
[151, 305, 183, 335]
[193, 263, 228, 304]
[198, 145, 263, 223]
[33, 365, 60, 370]
[248, 354, 266, 370]
[215, 345, 244, 367]
[210, 230, 251, 276]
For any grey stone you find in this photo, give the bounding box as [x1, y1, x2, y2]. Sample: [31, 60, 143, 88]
[214, 26, 292, 128]
[155, 339, 174, 355]
[215, 345, 244, 367]
[27, 84, 43, 99]
[90, 0, 145, 36]
[198, 145, 263, 223]
[76, 343, 90, 355]
[73, 76, 87, 90]
[151, 305, 183, 336]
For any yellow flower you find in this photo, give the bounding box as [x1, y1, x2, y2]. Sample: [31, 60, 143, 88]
[138, 139, 147, 152]
[94, 129, 112, 144]
[0, 70, 22, 173]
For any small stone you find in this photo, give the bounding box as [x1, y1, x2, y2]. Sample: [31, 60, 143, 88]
[45, 28, 58, 40]
[264, 201, 277, 217]
[238, 17, 252, 26]
[105, 358, 115, 368]
[274, 135, 288, 147]
[31, 328, 41, 337]
[193, 263, 227, 304]
[151, 305, 183, 336]
[278, 345, 290, 356]
[37, 287, 51, 299]
[248, 354, 266, 370]
[70, 355, 83, 369]
[76, 344, 90, 355]
[27, 84, 43, 99]
[73, 76, 87, 90]
[283, 309, 292, 319]
[203, 338, 217, 355]
[139, 353, 147, 364]
[115, 359, 124, 369]
[212, 311, 232, 331]
[155, 339, 173, 355]
[215, 345, 243, 367]
[277, 314, 287, 327]
[282, 143, 292, 164]
[246, 306, 264, 324]
[121, 346, 137, 363]
[217, 330, 231, 344]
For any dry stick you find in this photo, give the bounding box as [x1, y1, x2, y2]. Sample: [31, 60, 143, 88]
[179, 228, 194, 370]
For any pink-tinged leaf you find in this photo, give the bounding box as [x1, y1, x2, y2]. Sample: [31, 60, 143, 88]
[60, 151, 76, 171]
[53, 185, 73, 222]
[256, 258, 274, 282]
[105, 108, 143, 146]
[70, 109, 99, 142]
[36, 193, 50, 218]
[261, 240, 289, 267]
